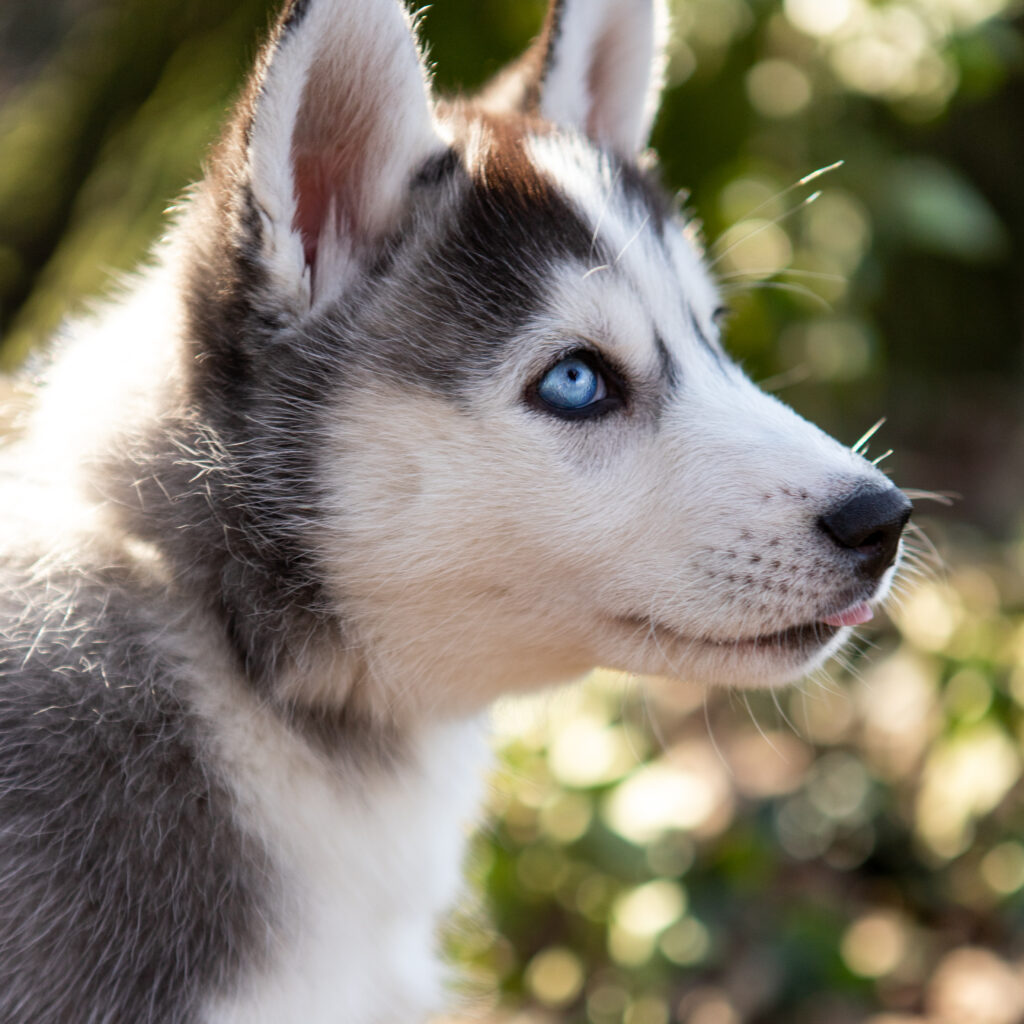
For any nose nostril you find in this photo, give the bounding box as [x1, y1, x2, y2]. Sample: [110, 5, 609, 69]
[856, 531, 885, 553]
[818, 486, 912, 580]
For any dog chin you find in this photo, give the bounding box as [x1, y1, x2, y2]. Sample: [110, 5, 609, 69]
[703, 627, 850, 689]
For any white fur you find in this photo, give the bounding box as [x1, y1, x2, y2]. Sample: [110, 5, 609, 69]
[193, 661, 487, 1023]
[540, 0, 669, 152]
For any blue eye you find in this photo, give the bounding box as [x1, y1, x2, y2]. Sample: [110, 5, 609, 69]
[536, 356, 607, 411]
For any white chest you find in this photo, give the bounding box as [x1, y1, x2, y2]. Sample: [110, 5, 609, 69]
[199, 706, 489, 1024]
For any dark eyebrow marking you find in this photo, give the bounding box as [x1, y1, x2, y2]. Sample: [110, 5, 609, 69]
[686, 304, 728, 370]
[654, 332, 681, 389]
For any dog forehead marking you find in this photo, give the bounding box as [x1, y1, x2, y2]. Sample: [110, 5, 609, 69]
[524, 131, 724, 374]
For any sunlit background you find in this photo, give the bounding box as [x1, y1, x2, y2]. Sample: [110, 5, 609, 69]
[2, 0, 1024, 1021]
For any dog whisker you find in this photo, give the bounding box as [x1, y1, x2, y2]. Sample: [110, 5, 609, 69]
[710, 189, 822, 268]
[720, 278, 834, 310]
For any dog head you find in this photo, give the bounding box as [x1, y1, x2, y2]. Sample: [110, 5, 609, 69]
[180, 0, 910, 716]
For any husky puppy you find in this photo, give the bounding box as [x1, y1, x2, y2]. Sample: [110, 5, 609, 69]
[0, 0, 910, 1020]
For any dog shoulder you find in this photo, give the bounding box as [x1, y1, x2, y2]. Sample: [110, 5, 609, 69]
[0, 552, 270, 1022]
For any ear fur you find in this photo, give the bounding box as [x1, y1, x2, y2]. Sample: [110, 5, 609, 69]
[482, 0, 669, 154]
[224, 0, 445, 309]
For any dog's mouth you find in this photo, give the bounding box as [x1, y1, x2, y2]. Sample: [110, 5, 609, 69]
[698, 620, 839, 651]
[645, 619, 839, 655]
[618, 601, 873, 658]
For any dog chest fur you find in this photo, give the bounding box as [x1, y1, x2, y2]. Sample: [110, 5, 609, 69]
[193, 673, 487, 1023]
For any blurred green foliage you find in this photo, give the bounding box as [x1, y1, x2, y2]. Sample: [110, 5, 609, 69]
[3, 1, 1024, 1022]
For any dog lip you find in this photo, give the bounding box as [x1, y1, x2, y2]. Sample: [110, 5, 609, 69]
[616, 615, 840, 652]
[616, 587, 882, 651]
[696, 620, 841, 650]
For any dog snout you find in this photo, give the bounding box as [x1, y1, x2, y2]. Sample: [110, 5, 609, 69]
[818, 486, 912, 579]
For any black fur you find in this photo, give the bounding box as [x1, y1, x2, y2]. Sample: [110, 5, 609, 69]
[686, 304, 729, 370]
[412, 147, 460, 189]
[397, 154, 601, 396]
[617, 159, 673, 237]
[539, 0, 568, 97]
[280, 0, 313, 36]
[655, 331, 681, 390]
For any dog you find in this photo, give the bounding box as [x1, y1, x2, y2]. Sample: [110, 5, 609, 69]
[0, 0, 911, 1020]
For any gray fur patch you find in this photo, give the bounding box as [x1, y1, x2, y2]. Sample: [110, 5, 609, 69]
[0, 558, 270, 1023]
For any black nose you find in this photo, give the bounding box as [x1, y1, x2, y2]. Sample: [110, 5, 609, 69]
[818, 486, 912, 579]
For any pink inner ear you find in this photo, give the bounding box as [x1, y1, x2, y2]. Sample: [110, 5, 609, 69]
[292, 151, 331, 270]
[585, 28, 618, 144]
[291, 103, 370, 273]
[582, 12, 653, 153]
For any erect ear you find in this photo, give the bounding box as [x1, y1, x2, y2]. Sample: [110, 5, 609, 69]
[482, 0, 668, 155]
[216, 0, 445, 310]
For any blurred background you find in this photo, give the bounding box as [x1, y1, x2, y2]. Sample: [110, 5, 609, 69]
[2, 0, 1024, 1021]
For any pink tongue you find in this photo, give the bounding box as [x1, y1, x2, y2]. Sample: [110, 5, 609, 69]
[821, 602, 874, 628]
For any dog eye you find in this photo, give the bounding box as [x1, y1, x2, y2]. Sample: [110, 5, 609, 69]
[531, 351, 623, 420]
[538, 356, 604, 409]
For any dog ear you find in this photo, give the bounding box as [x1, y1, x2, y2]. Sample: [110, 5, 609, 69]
[207, 0, 444, 310]
[483, 0, 668, 154]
